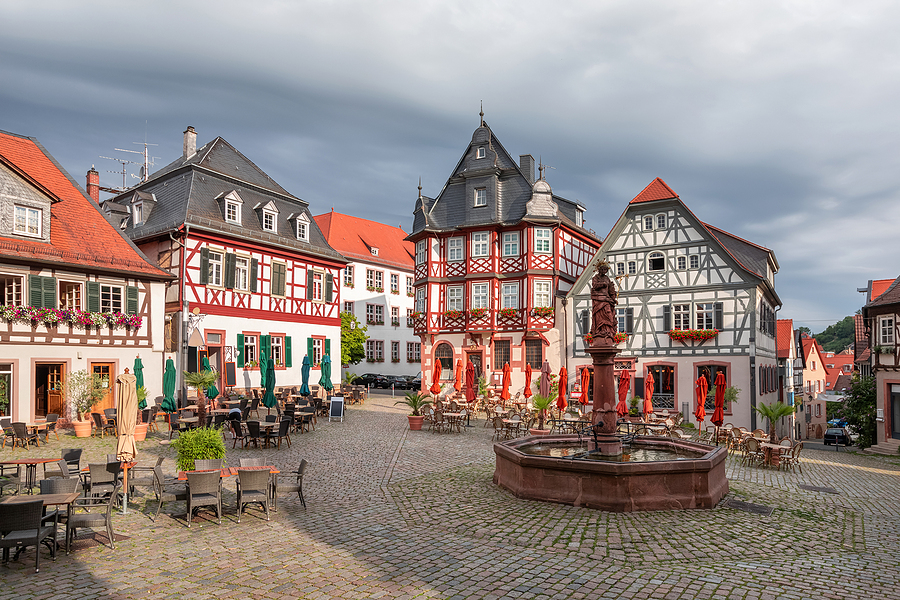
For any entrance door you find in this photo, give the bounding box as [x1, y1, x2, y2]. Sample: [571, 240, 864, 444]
[466, 352, 483, 383]
[34, 363, 65, 417]
[891, 385, 900, 440]
[91, 363, 115, 412]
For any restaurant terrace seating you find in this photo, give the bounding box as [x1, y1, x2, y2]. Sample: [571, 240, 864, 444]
[152, 466, 187, 522]
[274, 459, 307, 510]
[0, 498, 57, 572]
[236, 469, 270, 522]
[91, 413, 115, 438]
[12, 422, 40, 449]
[186, 471, 222, 527]
[67, 484, 120, 552]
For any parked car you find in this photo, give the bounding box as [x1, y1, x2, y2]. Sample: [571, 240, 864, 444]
[379, 375, 407, 389]
[405, 374, 422, 390]
[827, 418, 848, 428]
[824, 427, 852, 446]
[355, 373, 387, 388]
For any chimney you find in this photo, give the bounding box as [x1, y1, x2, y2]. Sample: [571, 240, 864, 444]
[183, 126, 197, 160]
[86, 166, 99, 203]
[519, 154, 535, 184]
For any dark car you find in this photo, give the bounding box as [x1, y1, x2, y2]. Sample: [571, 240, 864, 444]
[381, 375, 408, 389]
[824, 427, 852, 446]
[406, 373, 422, 390]
[355, 373, 386, 388]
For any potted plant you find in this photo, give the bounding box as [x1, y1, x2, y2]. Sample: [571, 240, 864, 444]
[66, 369, 105, 437]
[173, 425, 226, 471]
[755, 401, 795, 443]
[395, 391, 432, 430]
[529, 392, 557, 436]
[183, 369, 218, 428]
[134, 385, 149, 441]
[629, 396, 640, 417]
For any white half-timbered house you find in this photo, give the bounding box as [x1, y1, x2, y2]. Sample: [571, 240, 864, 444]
[0, 129, 171, 423]
[566, 178, 780, 430]
[408, 117, 600, 393]
[102, 127, 346, 400]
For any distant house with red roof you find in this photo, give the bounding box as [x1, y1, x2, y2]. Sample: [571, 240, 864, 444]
[314, 210, 418, 377]
[567, 177, 782, 433]
[823, 350, 855, 392]
[800, 335, 828, 438]
[0, 129, 172, 423]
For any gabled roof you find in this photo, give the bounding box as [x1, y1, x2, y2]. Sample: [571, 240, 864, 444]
[801, 336, 825, 364]
[703, 223, 775, 280]
[0, 130, 170, 279]
[866, 275, 900, 308]
[314, 211, 414, 271]
[777, 319, 794, 359]
[629, 177, 679, 203]
[833, 373, 853, 392]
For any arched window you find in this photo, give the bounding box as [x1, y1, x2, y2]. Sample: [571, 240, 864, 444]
[648, 252, 665, 272]
[434, 343, 454, 375]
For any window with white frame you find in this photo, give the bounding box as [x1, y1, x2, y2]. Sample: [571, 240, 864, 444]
[234, 256, 249, 291]
[271, 336, 283, 366]
[100, 285, 123, 313]
[296, 219, 308, 241]
[406, 276, 413, 296]
[415, 240, 426, 264]
[366, 303, 384, 324]
[207, 250, 223, 287]
[576, 210, 583, 227]
[312, 272, 323, 301]
[1, 276, 23, 305]
[628, 261, 636, 275]
[880, 316, 895, 345]
[617, 262, 625, 276]
[14, 205, 41, 237]
[677, 256, 686, 270]
[447, 237, 463, 262]
[406, 308, 414, 326]
[690, 255, 699, 269]
[391, 341, 399, 361]
[656, 214, 666, 229]
[447, 286, 464, 311]
[616, 308, 628, 333]
[343, 266, 354, 287]
[391, 306, 399, 325]
[472, 232, 489, 257]
[375, 340, 384, 361]
[226, 201, 240, 224]
[696, 303, 715, 329]
[243, 335, 257, 366]
[534, 228, 551, 253]
[472, 283, 488, 309]
[374, 271, 383, 289]
[343, 301, 353, 314]
[502, 232, 519, 257]
[648, 252, 665, 272]
[370, 247, 379, 256]
[311, 338, 323, 365]
[476, 146, 485, 159]
[390, 273, 399, 293]
[534, 280, 551, 307]
[673, 304, 690, 330]
[132, 203, 143, 226]
[415, 288, 425, 313]
[474, 188, 486, 207]
[643, 216, 653, 230]
[407, 341, 421, 362]
[263, 209, 277, 232]
[501, 282, 518, 309]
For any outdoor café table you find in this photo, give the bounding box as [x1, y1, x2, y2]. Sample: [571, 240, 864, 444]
[178, 405, 199, 413]
[25, 422, 49, 444]
[247, 420, 281, 447]
[0, 458, 60, 492]
[177, 468, 233, 481]
[180, 416, 200, 428]
[760, 442, 788, 467]
[209, 408, 231, 414]
[1, 491, 80, 552]
[443, 412, 465, 433]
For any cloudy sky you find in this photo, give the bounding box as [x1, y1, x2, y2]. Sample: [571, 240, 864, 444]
[2, 0, 898, 332]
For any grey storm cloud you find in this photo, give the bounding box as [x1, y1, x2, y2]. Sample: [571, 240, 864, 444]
[2, 0, 899, 330]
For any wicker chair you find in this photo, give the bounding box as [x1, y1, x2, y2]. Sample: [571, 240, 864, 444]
[236, 469, 270, 522]
[44, 413, 60, 442]
[39, 477, 80, 527]
[185, 471, 222, 527]
[11, 422, 39, 449]
[244, 421, 262, 448]
[274, 459, 307, 510]
[127, 456, 165, 497]
[0, 465, 23, 496]
[0, 499, 57, 572]
[743, 437, 765, 467]
[781, 442, 803, 473]
[66, 484, 120, 552]
[265, 419, 291, 449]
[91, 413, 115, 438]
[231, 420, 247, 449]
[1, 417, 13, 448]
[239, 458, 265, 467]
[151, 466, 187, 522]
[193, 459, 223, 471]
[86, 463, 122, 504]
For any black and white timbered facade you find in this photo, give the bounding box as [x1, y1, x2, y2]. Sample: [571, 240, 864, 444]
[567, 178, 781, 430]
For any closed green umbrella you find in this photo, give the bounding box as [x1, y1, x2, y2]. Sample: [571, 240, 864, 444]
[319, 355, 333, 392]
[259, 351, 267, 390]
[133, 356, 146, 409]
[300, 355, 311, 396]
[202, 356, 219, 400]
[262, 358, 277, 409]
[161, 358, 177, 413]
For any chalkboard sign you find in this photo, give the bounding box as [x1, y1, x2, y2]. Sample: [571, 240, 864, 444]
[329, 396, 344, 422]
[224, 362, 236, 387]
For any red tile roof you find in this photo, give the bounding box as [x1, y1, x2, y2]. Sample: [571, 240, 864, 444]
[0, 130, 170, 279]
[314, 210, 414, 270]
[801, 336, 824, 363]
[629, 177, 679, 204]
[776, 319, 793, 359]
[871, 278, 895, 302]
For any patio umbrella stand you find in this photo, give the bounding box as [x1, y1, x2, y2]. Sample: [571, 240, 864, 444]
[116, 371, 138, 515]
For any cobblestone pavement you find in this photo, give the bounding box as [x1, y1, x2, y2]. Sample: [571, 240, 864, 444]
[2, 392, 899, 599]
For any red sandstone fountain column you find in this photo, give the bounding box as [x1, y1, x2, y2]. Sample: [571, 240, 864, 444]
[586, 262, 623, 456]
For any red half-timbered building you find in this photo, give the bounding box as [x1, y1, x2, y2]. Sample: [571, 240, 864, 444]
[408, 118, 600, 394]
[103, 127, 346, 400]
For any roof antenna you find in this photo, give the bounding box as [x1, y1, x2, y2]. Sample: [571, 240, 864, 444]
[418, 177, 422, 199]
[479, 101, 484, 127]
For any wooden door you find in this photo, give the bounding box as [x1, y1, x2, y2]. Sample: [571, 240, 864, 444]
[91, 363, 115, 412]
[47, 364, 65, 416]
[466, 352, 483, 382]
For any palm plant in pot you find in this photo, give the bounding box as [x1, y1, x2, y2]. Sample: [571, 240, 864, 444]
[183, 370, 217, 427]
[395, 391, 432, 430]
[529, 392, 557, 436]
[66, 369, 105, 437]
[756, 401, 795, 443]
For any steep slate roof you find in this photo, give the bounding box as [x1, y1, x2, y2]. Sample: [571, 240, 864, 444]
[313, 211, 414, 271]
[0, 129, 170, 279]
[866, 275, 900, 308]
[410, 121, 597, 242]
[777, 319, 794, 359]
[703, 223, 774, 280]
[109, 134, 345, 264]
[629, 177, 679, 203]
[833, 373, 853, 392]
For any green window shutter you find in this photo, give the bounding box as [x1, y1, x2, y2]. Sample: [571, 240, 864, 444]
[224, 253, 236, 289]
[324, 338, 331, 359]
[199, 247, 209, 285]
[260, 335, 270, 360]
[662, 305, 671, 332]
[42, 276, 56, 309]
[236, 333, 244, 367]
[29, 275, 43, 308]
[126, 286, 139, 315]
[306, 270, 314, 300]
[307, 337, 314, 361]
[86, 282, 100, 313]
[626, 308, 634, 334]
[325, 274, 333, 303]
[250, 258, 258, 293]
[714, 302, 724, 330]
[285, 336, 292, 368]
[271, 263, 284, 297]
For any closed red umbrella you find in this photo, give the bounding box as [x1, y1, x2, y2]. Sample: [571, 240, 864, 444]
[430, 361, 442, 395]
[523, 363, 533, 398]
[711, 371, 726, 427]
[465, 361, 476, 404]
[454, 360, 463, 392]
[694, 376, 708, 430]
[500, 363, 511, 401]
[557, 367, 568, 411]
[578, 367, 590, 405]
[540, 361, 551, 397]
[616, 370, 630, 417]
[643, 370, 655, 420]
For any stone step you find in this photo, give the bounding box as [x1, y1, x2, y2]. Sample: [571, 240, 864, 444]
[864, 439, 900, 455]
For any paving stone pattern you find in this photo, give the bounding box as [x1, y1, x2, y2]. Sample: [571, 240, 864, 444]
[2, 392, 899, 600]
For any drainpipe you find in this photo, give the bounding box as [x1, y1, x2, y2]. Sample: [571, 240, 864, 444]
[178, 225, 190, 407]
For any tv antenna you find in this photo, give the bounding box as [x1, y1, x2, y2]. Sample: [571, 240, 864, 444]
[99, 134, 159, 194]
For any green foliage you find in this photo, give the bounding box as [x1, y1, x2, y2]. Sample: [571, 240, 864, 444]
[173, 426, 227, 472]
[813, 316, 855, 353]
[343, 372, 360, 385]
[0, 374, 8, 415]
[136, 385, 148, 404]
[66, 369, 106, 420]
[341, 312, 368, 366]
[706, 385, 741, 410]
[394, 391, 432, 416]
[756, 401, 795, 441]
[530, 391, 557, 430]
[477, 375, 488, 397]
[183, 370, 217, 394]
[838, 374, 876, 448]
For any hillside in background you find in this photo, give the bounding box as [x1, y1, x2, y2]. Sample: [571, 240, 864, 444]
[814, 316, 855, 353]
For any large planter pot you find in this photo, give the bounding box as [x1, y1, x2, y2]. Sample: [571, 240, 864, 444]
[407, 415, 425, 431]
[529, 428, 551, 436]
[73, 420, 92, 438]
[134, 423, 148, 441]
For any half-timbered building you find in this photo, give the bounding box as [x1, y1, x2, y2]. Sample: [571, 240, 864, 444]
[408, 118, 600, 393]
[800, 335, 828, 438]
[103, 127, 346, 399]
[0, 129, 171, 422]
[566, 178, 780, 430]
[861, 274, 900, 454]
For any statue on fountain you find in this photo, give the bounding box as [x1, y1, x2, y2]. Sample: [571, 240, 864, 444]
[590, 261, 618, 346]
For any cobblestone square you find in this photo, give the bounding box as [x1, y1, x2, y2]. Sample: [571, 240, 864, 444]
[2, 391, 899, 600]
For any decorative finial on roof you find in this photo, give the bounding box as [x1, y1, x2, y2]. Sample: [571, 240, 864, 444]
[479, 101, 484, 127]
[538, 156, 544, 181]
[418, 177, 422, 199]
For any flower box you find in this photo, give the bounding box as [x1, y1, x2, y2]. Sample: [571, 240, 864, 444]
[407, 292, 415, 297]
[443, 310, 464, 319]
[614, 332, 628, 344]
[391, 358, 401, 363]
[497, 308, 518, 318]
[344, 283, 354, 288]
[0, 305, 143, 330]
[468, 307, 488, 319]
[584, 333, 594, 345]
[532, 306, 554, 318]
[391, 290, 400, 295]
[391, 319, 400, 327]
[668, 329, 719, 342]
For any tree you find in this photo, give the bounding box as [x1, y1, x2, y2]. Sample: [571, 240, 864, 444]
[755, 401, 795, 442]
[839, 374, 876, 448]
[814, 316, 855, 353]
[341, 312, 368, 366]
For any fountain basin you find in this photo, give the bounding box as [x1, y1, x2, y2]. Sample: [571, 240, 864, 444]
[493, 435, 728, 512]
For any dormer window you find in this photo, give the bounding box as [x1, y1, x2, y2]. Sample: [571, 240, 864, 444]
[576, 210, 583, 227]
[257, 200, 279, 233]
[132, 202, 143, 226]
[263, 210, 276, 232]
[476, 146, 486, 159]
[14, 205, 41, 237]
[219, 190, 244, 225]
[371, 247, 379, 256]
[293, 212, 310, 241]
[474, 188, 486, 207]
